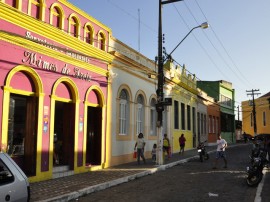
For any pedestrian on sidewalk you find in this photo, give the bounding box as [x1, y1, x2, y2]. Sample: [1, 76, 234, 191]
[163, 134, 171, 159]
[151, 143, 157, 162]
[213, 134, 228, 169]
[179, 134, 186, 155]
[134, 133, 146, 165]
[243, 131, 247, 143]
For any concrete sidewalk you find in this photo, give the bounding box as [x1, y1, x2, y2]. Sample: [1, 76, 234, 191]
[30, 145, 220, 202]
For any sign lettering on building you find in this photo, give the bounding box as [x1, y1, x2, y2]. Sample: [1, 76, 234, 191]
[25, 31, 91, 63]
[22, 51, 92, 82]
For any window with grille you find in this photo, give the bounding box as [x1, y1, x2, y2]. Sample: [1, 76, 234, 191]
[150, 98, 157, 136]
[174, 100, 179, 129]
[136, 95, 144, 135]
[181, 103, 185, 130]
[119, 90, 129, 135]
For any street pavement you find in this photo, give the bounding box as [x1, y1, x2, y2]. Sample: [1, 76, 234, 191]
[30, 143, 269, 202]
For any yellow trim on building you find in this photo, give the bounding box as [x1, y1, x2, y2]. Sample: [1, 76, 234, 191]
[0, 3, 113, 66]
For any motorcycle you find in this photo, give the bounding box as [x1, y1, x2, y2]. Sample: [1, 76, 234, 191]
[197, 141, 209, 162]
[246, 146, 268, 187]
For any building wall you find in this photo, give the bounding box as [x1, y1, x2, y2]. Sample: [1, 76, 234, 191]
[197, 88, 220, 145]
[0, 1, 113, 182]
[197, 95, 208, 143]
[107, 37, 157, 167]
[242, 94, 270, 135]
[207, 100, 220, 144]
[197, 80, 235, 143]
[164, 62, 197, 152]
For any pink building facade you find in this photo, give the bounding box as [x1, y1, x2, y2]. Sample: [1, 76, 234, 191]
[0, 0, 113, 182]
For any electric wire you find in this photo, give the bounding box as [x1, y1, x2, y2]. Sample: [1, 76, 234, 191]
[107, 0, 157, 34]
[180, 2, 247, 94]
[183, 1, 242, 80]
[3, 2, 251, 117]
[182, 1, 256, 105]
[171, 4, 230, 81]
[194, 0, 254, 89]
[103, 0, 246, 109]
[171, 4, 247, 107]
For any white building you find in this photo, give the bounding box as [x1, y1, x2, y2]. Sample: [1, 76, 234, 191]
[106, 37, 160, 166]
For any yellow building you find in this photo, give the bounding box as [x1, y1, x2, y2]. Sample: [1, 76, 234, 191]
[242, 92, 270, 136]
[164, 61, 198, 152]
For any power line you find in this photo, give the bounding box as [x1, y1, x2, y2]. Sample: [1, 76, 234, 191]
[107, 0, 157, 34]
[183, 1, 250, 93]
[172, 4, 230, 81]
[194, 0, 254, 89]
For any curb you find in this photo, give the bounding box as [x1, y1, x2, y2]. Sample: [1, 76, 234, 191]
[43, 156, 199, 201]
[39, 144, 244, 201]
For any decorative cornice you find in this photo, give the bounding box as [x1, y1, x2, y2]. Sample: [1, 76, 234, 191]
[0, 3, 113, 64]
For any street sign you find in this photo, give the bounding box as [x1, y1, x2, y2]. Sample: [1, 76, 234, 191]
[163, 98, 172, 106]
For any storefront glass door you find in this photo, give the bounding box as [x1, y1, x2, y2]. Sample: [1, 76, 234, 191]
[7, 94, 37, 176]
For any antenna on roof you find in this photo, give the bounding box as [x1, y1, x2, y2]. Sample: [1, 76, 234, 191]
[138, 8, 140, 53]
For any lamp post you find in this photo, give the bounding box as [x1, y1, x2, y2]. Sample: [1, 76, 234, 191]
[156, 0, 183, 165]
[167, 22, 209, 59]
[156, 0, 209, 165]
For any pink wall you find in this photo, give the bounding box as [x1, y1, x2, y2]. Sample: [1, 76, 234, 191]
[1, 0, 110, 172]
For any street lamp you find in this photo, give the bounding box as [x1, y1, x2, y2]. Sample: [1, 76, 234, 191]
[156, 0, 209, 165]
[166, 22, 209, 59]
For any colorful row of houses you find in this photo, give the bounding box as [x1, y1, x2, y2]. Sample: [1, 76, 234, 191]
[0, 0, 235, 182]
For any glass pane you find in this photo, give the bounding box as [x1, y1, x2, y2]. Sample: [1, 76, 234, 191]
[8, 95, 26, 156]
[0, 159, 14, 185]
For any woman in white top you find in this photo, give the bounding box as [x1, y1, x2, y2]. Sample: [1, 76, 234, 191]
[134, 133, 146, 165]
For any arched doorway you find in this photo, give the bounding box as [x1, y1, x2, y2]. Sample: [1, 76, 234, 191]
[4, 68, 42, 177]
[52, 80, 77, 170]
[53, 101, 75, 169]
[86, 106, 102, 165]
[85, 88, 104, 166]
[8, 94, 38, 176]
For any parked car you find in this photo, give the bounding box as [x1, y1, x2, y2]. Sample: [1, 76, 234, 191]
[0, 152, 30, 202]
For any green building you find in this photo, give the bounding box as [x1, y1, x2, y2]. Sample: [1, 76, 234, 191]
[197, 80, 235, 143]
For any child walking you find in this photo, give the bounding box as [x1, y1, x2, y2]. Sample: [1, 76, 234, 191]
[151, 144, 157, 162]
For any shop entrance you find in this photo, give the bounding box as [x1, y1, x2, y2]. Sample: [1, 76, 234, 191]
[7, 94, 37, 177]
[86, 106, 102, 166]
[53, 101, 75, 169]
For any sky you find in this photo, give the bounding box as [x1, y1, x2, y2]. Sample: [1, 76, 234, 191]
[68, 0, 270, 114]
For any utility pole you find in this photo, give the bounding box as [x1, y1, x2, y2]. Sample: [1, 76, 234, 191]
[237, 105, 239, 122]
[156, 0, 183, 165]
[246, 89, 260, 135]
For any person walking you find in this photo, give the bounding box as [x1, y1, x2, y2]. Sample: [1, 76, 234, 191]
[213, 134, 228, 169]
[179, 134, 186, 155]
[151, 143, 157, 163]
[134, 133, 146, 165]
[243, 131, 247, 143]
[163, 134, 170, 159]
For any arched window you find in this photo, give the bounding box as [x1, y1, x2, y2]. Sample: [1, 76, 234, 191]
[136, 94, 145, 135]
[85, 24, 94, 45]
[70, 16, 78, 37]
[28, 0, 44, 20]
[50, 5, 64, 30]
[98, 32, 106, 51]
[150, 98, 157, 136]
[68, 15, 80, 38]
[119, 89, 129, 135]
